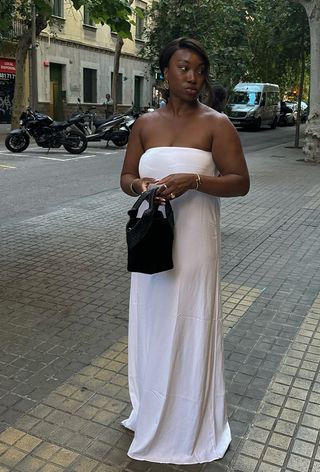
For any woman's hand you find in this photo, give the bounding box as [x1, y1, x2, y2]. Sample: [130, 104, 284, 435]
[155, 173, 198, 200]
[131, 177, 157, 195]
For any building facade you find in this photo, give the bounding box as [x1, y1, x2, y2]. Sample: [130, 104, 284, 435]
[0, 0, 152, 130]
[36, 0, 152, 119]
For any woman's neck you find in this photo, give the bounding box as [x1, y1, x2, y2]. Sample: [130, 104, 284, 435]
[166, 98, 201, 117]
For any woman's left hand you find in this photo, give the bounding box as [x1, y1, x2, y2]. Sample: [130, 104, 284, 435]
[155, 173, 197, 200]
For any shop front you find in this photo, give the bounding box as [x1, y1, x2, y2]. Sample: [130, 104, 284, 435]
[0, 58, 16, 130]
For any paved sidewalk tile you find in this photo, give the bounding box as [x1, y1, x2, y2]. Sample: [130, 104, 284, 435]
[1, 143, 320, 471]
[1, 280, 257, 472]
[232, 295, 320, 472]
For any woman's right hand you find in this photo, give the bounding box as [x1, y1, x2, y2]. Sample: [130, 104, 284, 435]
[131, 177, 157, 194]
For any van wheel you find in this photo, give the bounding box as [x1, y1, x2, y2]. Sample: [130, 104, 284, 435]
[270, 117, 278, 129]
[254, 118, 261, 130]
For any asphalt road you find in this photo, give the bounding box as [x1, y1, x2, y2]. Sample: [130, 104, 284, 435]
[0, 124, 304, 226]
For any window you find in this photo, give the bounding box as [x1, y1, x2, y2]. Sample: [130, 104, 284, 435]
[83, 6, 95, 26]
[135, 1, 146, 39]
[83, 68, 97, 103]
[111, 72, 123, 104]
[135, 11, 145, 40]
[266, 92, 280, 106]
[52, 0, 64, 17]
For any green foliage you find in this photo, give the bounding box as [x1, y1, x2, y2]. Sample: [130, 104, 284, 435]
[245, 0, 309, 93]
[142, 0, 310, 94]
[0, 0, 135, 40]
[141, 0, 252, 85]
[0, 0, 15, 37]
[72, 0, 135, 38]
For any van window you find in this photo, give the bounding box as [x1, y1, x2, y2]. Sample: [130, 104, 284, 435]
[267, 92, 280, 106]
[229, 91, 261, 106]
[266, 93, 273, 106]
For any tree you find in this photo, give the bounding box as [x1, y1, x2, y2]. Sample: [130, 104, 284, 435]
[112, 36, 124, 113]
[2, 0, 135, 127]
[141, 0, 309, 95]
[244, 1, 309, 94]
[290, 0, 320, 161]
[141, 0, 251, 88]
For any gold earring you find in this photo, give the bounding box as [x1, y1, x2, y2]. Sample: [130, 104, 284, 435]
[164, 79, 169, 90]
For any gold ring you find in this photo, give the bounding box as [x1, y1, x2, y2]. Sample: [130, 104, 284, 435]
[170, 193, 176, 199]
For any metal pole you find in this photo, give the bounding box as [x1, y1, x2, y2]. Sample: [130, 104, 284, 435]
[31, 0, 38, 111]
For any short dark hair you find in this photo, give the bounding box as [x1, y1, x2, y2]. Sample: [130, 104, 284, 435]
[159, 37, 212, 103]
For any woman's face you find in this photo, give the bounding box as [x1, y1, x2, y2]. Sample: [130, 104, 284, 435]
[164, 48, 206, 102]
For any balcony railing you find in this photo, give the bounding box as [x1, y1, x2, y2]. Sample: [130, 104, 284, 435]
[0, 20, 28, 40]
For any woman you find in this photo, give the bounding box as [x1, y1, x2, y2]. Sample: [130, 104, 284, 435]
[120, 37, 249, 464]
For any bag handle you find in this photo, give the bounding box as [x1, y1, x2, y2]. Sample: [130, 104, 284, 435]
[128, 188, 157, 218]
[128, 188, 174, 230]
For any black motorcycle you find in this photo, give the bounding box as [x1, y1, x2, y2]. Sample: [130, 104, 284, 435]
[5, 107, 87, 154]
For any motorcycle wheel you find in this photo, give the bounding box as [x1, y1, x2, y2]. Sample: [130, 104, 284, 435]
[63, 131, 87, 154]
[5, 133, 30, 152]
[112, 135, 129, 147]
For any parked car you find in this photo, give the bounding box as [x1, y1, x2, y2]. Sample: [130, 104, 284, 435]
[285, 101, 308, 123]
[225, 83, 280, 130]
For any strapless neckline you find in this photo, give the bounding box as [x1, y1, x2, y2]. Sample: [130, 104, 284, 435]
[144, 146, 211, 154]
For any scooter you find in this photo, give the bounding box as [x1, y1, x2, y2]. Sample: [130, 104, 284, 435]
[72, 99, 132, 147]
[86, 112, 131, 146]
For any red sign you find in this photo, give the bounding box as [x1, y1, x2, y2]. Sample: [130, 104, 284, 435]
[0, 58, 16, 74]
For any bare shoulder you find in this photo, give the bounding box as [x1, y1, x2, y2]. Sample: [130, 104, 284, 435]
[200, 104, 231, 126]
[135, 109, 163, 126]
[196, 104, 235, 143]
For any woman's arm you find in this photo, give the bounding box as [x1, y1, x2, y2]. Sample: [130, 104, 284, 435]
[120, 115, 156, 196]
[156, 114, 250, 200]
[199, 114, 250, 197]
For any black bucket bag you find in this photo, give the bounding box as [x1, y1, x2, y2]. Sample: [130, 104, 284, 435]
[126, 187, 175, 274]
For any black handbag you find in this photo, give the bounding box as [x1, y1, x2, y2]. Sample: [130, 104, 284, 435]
[126, 187, 174, 274]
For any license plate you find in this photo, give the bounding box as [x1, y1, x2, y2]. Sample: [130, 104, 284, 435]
[232, 121, 241, 125]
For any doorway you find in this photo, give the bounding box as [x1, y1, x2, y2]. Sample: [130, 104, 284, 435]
[134, 76, 143, 111]
[50, 63, 63, 120]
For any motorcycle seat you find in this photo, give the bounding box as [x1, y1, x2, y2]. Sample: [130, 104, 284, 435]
[94, 113, 123, 127]
[50, 121, 69, 129]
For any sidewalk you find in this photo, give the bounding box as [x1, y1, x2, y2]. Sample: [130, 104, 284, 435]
[0, 143, 319, 472]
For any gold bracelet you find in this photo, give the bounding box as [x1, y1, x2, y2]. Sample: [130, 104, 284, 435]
[194, 173, 201, 190]
[130, 180, 140, 196]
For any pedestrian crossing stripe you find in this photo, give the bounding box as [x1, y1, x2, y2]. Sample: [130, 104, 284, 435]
[0, 164, 16, 169]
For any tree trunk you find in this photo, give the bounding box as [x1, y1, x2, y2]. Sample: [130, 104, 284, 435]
[112, 36, 124, 113]
[297, 0, 320, 161]
[10, 10, 48, 129]
[11, 30, 32, 129]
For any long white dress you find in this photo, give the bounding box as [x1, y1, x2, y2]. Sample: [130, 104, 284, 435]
[122, 147, 231, 464]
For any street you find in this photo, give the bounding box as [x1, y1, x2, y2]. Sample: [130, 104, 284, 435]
[0, 125, 302, 227]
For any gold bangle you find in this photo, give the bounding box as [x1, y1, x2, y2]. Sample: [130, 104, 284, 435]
[194, 173, 201, 190]
[130, 180, 140, 196]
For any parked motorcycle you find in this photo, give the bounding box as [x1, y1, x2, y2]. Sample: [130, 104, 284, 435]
[278, 101, 295, 127]
[71, 98, 136, 147]
[5, 107, 87, 154]
[75, 108, 134, 147]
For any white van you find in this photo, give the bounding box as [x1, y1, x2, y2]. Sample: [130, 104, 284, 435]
[226, 83, 280, 130]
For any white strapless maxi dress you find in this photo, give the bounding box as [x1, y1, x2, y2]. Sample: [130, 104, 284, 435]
[122, 147, 231, 464]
